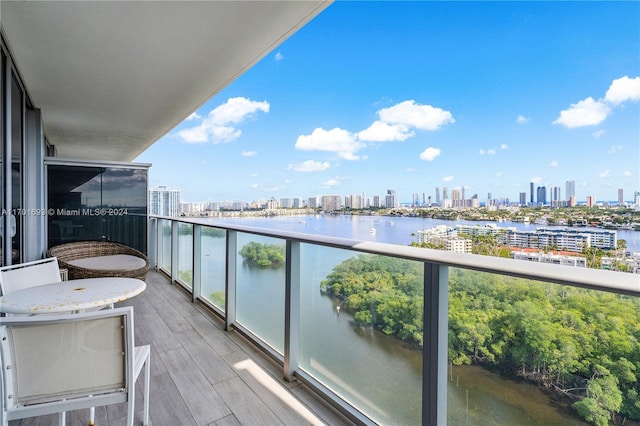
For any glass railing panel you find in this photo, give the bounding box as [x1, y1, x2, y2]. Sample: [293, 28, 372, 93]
[235, 233, 286, 354]
[299, 245, 423, 425]
[160, 219, 171, 273]
[199, 226, 227, 311]
[446, 267, 640, 426]
[177, 222, 193, 288]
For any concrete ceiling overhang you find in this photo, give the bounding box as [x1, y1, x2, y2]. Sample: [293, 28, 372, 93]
[1, 0, 331, 162]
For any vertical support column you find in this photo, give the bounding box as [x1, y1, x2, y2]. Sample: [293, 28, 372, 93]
[225, 229, 237, 331]
[192, 225, 202, 302]
[284, 240, 300, 381]
[422, 262, 448, 425]
[2, 56, 12, 266]
[170, 220, 179, 284]
[23, 108, 44, 261]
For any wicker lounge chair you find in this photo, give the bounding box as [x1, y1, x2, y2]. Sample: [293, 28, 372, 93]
[47, 241, 149, 280]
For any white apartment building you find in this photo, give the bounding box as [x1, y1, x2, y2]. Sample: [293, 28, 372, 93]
[345, 194, 364, 209]
[322, 195, 342, 212]
[308, 197, 319, 208]
[512, 251, 587, 268]
[445, 237, 472, 253]
[149, 186, 181, 217]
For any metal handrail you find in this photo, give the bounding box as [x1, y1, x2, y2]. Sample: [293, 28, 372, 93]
[151, 215, 639, 296]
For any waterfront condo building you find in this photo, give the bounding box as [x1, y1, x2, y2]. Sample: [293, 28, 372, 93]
[149, 186, 181, 217]
[322, 195, 342, 212]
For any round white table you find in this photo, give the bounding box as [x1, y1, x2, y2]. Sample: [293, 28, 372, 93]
[0, 277, 146, 314]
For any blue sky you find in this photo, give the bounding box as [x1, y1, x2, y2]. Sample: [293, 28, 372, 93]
[135, 1, 640, 204]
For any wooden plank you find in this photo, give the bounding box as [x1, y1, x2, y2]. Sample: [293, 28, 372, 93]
[222, 351, 325, 425]
[185, 312, 241, 356]
[213, 377, 283, 426]
[175, 328, 237, 384]
[160, 347, 232, 424]
[148, 373, 198, 426]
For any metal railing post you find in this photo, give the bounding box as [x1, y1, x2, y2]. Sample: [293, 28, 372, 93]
[171, 220, 179, 283]
[422, 262, 448, 425]
[284, 240, 301, 381]
[225, 230, 237, 331]
[193, 224, 202, 302]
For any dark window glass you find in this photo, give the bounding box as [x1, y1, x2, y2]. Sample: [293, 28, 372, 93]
[47, 164, 148, 253]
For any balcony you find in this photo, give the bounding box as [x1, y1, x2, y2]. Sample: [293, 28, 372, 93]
[141, 216, 638, 425]
[7, 216, 640, 425]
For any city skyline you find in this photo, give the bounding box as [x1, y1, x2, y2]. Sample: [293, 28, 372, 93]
[135, 2, 639, 204]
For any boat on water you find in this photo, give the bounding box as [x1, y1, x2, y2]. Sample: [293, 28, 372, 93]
[369, 227, 376, 234]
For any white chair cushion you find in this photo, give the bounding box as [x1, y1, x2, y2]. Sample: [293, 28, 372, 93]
[66, 255, 146, 272]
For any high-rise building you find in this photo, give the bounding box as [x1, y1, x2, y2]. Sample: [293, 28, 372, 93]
[519, 192, 527, 205]
[345, 194, 363, 209]
[435, 187, 441, 204]
[618, 188, 624, 205]
[385, 189, 398, 209]
[321, 195, 342, 212]
[442, 187, 449, 201]
[149, 186, 181, 217]
[308, 196, 319, 208]
[280, 198, 292, 208]
[566, 180, 576, 202]
[451, 188, 461, 207]
[586, 195, 596, 207]
[530, 182, 534, 203]
[536, 186, 546, 205]
[551, 186, 561, 207]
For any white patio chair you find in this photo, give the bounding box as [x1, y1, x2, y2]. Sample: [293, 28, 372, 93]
[0, 257, 62, 296]
[0, 306, 150, 426]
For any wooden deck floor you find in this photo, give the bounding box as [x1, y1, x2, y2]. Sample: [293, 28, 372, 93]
[11, 270, 354, 426]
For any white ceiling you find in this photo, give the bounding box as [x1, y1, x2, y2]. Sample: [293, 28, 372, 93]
[1, 0, 331, 161]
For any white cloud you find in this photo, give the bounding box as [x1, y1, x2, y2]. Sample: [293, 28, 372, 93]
[319, 178, 342, 188]
[516, 115, 530, 124]
[607, 144, 623, 154]
[406, 168, 416, 172]
[598, 170, 611, 178]
[553, 97, 611, 128]
[186, 112, 201, 121]
[378, 100, 455, 131]
[275, 51, 284, 61]
[592, 130, 606, 139]
[604, 76, 640, 105]
[495, 172, 503, 178]
[500, 144, 509, 150]
[487, 149, 496, 155]
[295, 127, 365, 161]
[554, 75, 640, 129]
[358, 121, 414, 142]
[242, 151, 257, 157]
[178, 97, 269, 143]
[442, 176, 454, 182]
[549, 160, 558, 167]
[296, 100, 454, 158]
[419, 147, 441, 162]
[479, 149, 485, 155]
[624, 171, 632, 177]
[287, 160, 331, 172]
[531, 176, 543, 184]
